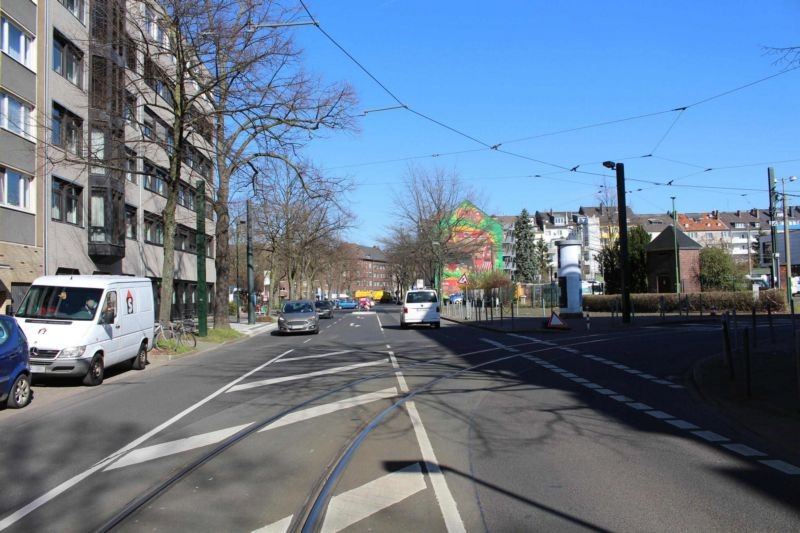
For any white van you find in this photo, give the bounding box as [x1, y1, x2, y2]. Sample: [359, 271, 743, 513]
[401, 289, 441, 329]
[14, 276, 154, 386]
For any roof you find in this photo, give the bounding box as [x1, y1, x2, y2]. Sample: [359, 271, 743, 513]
[678, 213, 729, 232]
[31, 275, 152, 288]
[646, 225, 702, 252]
[352, 244, 387, 262]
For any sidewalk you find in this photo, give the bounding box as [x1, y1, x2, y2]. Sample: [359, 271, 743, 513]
[444, 311, 800, 463]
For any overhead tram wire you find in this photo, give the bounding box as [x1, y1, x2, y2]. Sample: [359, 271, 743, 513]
[299, 2, 800, 193]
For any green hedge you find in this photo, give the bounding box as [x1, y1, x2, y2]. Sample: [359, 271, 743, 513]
[583, 289, 785, 313]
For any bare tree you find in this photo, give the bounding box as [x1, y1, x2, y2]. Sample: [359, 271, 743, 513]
[186, 0, 357, 327]
[391, 165, 487, 291]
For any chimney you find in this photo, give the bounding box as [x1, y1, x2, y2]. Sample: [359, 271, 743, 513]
[736, 210, 740, 217]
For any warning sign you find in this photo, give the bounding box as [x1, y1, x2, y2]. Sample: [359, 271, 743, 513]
[546, 311, 569, 330]
[458, 273, 468, 285]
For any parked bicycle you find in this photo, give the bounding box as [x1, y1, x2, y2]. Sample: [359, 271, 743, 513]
[171, 319, 197, 349]
[153, 320, 175, 349]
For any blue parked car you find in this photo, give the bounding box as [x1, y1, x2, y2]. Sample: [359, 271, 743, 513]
[337, 298, 358, 310]
[0, 315, 31, 409]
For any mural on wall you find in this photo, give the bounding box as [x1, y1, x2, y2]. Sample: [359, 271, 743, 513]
[441, 201, 504, 296]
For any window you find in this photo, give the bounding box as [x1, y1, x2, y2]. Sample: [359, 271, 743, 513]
[125, 205, 137, 239]
[125, 34, 136, 70]
[53, 32, 82, 87]
[206, 236, 214, 258]
[125, 149, 137, 183]
[51, 177, 82, 224]
[178, 182, 195, 209]
[144, 212, 164, 245]
[1, 92, 33, 140]
[89, 126, 105, 174]
[1, 167, 32, 210]
[90, 55, 106, 109]
[142, 109, 156, 139]
[1, 17, 34, 68]
[52, 103, 83, 154]
[124, 91, 137, 123]
[143, 160, 167, 196]
[58, 0, 84, 22]
[89, 189, 106, 242]
[144, 6, 164, 44]
[143, 57, 174, 106]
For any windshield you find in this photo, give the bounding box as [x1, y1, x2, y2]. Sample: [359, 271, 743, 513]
[315, 301, 331, 309]
[406, 291, 438, 304]
[282, 302, 314, 314]
[16, 286, 105, 321]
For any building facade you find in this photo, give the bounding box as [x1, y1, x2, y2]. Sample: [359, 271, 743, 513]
[0, 0, 216, 319]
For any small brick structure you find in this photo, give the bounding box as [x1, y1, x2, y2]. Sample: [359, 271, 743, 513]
[646, 225, 702, 293]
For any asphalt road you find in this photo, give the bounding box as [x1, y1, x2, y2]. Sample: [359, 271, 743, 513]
[0, 306, 798, 532]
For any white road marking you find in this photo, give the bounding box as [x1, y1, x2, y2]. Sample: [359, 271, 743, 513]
[666, 419, 699, 430]
[480, 338, 519, 352]
[582, 383, 603, 389]
[722, 443, 766, 457]
[610, 395, 633, 402]
[759, 460, 800, 475]
[570, 377, 590, 383]
[228, 360, 389, 393]
[106, 424, 253, 471]
[389, 352, 464, 532]
[596, 389, 617, 395]
[252, 515, 293, 533]
[405, 400, 465, 532]
[627, 403, 653, 410]
[303, 339, 311, 344]
[389, 352, 410, 393]
[645, 410, 674, 420]
[321, 463, 427, 532]
[259, 388, 398, 432]
[0, 349, 294, 531]
[281, 350, 353, 363]
[692, 430, 729, 442]
[376, 313, 383, 330]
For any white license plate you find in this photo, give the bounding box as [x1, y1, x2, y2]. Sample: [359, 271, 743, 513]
[30, 365, 46, 373]
[289, 325, 302, 330]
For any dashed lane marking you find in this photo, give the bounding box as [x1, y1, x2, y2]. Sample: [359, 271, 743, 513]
[486, 338, 800, 477]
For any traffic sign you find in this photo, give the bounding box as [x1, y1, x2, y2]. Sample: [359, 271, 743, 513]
[458, 273, 468, 284]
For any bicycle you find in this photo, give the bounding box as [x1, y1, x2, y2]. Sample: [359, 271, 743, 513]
[172, 319, 197, 349]
[153, 320, 176, 350]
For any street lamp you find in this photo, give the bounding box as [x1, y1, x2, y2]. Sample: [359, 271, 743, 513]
[782, 175, 797, 320]
[671, 197, 681, 294]
[602, 161, 631, 323]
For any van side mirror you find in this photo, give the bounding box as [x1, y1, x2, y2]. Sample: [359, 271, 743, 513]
[5, 305, 13, 316]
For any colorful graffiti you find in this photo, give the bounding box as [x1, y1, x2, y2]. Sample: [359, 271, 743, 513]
[441, 201, 504, 296]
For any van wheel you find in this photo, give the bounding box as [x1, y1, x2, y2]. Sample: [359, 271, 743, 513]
[83, 355, 104, 386]
[7, 374, 31, 408]
[132, 342, 148, 370]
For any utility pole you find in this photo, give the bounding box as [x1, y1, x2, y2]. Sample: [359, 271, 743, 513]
[671, 197, 681, 294]
[782, 175, 797, 322]
[195, 180, 207, 336]
[769, 167, 780, 289]
[247, 200, 255, 325]
[603, 161, 631, 323]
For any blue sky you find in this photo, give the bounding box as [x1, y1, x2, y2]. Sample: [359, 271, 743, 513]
[292, 1, 800, 246]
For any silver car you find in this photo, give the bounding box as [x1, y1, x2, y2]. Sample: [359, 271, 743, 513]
[278, 300, 319, 334]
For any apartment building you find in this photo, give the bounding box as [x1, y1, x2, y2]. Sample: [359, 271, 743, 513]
[0, 0, 216, 319]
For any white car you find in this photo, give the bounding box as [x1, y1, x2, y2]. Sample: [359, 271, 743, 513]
[401, 290, 440, 329]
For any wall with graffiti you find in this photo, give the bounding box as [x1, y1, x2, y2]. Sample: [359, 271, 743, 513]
[441, 201, 504, 296]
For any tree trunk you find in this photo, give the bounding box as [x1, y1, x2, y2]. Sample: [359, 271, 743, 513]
[158, 167, 180, 322]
